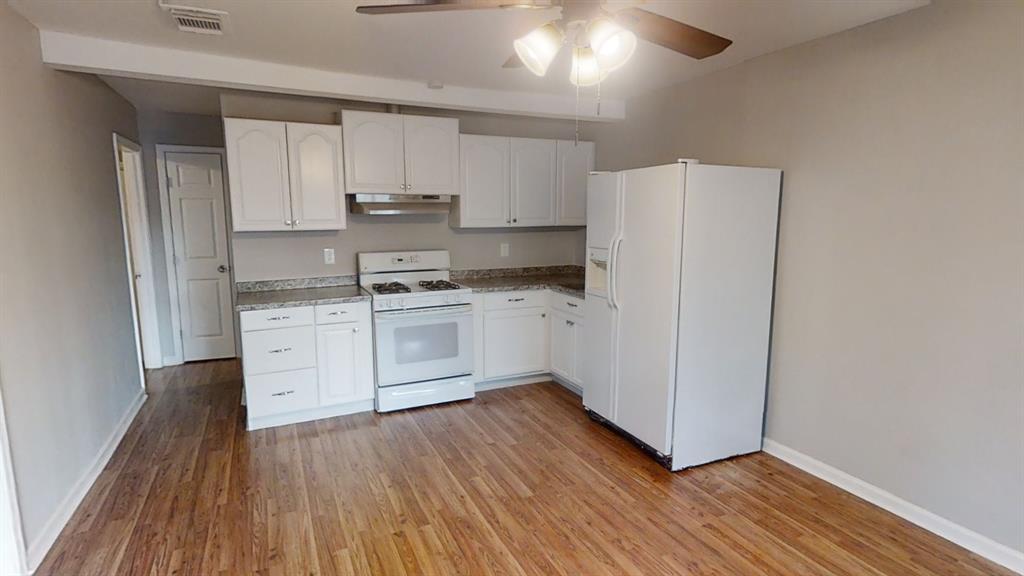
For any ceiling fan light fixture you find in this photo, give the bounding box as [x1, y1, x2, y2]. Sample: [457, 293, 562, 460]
[569, 46, 607, 87]
[587, 17, 636, 72]
[513, 22, 563, 77]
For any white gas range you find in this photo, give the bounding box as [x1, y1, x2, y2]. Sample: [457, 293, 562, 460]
[358, 250, 475, 412]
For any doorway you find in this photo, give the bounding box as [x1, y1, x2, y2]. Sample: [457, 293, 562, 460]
[113, 134, 162, 372]
[157, 146, 237, 362]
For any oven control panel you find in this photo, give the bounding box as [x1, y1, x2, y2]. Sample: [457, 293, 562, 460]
[373, 292, 470, 311]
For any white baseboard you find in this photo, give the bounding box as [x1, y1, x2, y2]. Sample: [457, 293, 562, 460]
[161, 354, 183, 367]
[762, 439, 1024, 575]
[474, 373, 551, 392]
[549, 373, 582, 396]
[25, 391, 147, 573]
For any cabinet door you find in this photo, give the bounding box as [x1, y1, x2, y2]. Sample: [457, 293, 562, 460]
[549, 310, 575, 381]
[556, 140, 594, 226]
[510, 138, 557, 227]
[404, 115, 459, 195]
[224, 118, 292, 231]
[456, 135, 510, 228]
[483, 307, 548, 379]
[316, 321, 374, 406]
[571, 319, 585, 388]
[287, 122, 347, 230]
[342, 110, 405, 194]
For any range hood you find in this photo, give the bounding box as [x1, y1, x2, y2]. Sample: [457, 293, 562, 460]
[348, 194, 452, 216]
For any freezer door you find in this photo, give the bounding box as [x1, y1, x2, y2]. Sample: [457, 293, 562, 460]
[613, 163, 685, 455]
[585, 172, 620, 252]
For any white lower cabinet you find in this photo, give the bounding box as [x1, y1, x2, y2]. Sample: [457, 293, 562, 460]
[240, 301, 373, 430]
[483, 305, 549, 380]
[549, 310, 577, 383]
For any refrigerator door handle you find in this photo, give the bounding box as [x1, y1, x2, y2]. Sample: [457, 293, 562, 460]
[609, 236, 623, 309]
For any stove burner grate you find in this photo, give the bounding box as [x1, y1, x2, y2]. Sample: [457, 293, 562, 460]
[419, 280, 462, 291]
[372, 281, 411, 294]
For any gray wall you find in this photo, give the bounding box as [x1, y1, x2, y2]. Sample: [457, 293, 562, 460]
[220, 91, 590, 281]
[0, 3, 143, 555]
[591, 0, 1024, 552]
[136, 110, 225, 359]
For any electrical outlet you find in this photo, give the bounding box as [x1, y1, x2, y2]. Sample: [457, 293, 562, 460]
[323, 248, 335, 264]
[500, 243, 510, 258]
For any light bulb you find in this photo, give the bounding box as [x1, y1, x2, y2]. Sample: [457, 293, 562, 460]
[570, 46, 608, 87]
[513, 22, 564, 77]
[587, 17, 636, 72]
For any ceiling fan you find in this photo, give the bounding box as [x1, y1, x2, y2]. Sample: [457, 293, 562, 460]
[355, 0, 732, 87]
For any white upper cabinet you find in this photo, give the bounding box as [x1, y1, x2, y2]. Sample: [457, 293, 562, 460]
[556, 140, 594, 226]
[342, 110, 406, 194]
[225, 118, 292, 231]
[403, 115, 459, 195]
[225, 118, 346, 232]
[287, 122, 346, 231]
[510, 137, 557, 227]
[455, 135, 510, 228]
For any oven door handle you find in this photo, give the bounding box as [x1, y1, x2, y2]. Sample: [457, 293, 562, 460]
[374, 304, 472, 320]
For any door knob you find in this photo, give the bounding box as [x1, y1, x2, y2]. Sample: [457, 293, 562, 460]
[218, 265, 230, 273]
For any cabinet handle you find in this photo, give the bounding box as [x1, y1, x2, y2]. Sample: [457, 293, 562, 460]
[270, 390, 295, 397]
[327, 311, 347, 316]
[268, 347, 292, 354]
[267, 315, 291, 321]
[508, 297, 525, 302]
[567, 302, 578, 308]
[566, 319, 574, 326]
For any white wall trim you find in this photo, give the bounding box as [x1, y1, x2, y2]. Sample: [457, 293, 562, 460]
[25, 391, 147, 573]
[762, 439, 1024, 575]
[38, 30, 625, 122]
[113, 134, 162, 376]
[0, 373, 29, 576]
[156, 145, 231, 366]
[474, 373, 552, 393]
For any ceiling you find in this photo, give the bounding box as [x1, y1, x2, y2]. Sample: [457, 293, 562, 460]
[13, 0, 927, 114]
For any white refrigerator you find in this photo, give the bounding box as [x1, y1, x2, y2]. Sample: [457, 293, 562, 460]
[582, 161, 781, 471]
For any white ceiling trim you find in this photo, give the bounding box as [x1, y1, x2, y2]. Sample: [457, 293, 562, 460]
[38, 30, 625, 121]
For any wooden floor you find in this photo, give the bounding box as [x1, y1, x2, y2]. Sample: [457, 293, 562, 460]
[38, 360, 1010, 576]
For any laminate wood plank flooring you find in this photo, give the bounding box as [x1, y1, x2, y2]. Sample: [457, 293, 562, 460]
[36, 359, 1013, 575]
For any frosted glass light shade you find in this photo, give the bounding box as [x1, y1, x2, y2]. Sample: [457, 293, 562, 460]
[514, 22, 564, 77]
[587, 17, 637, 72]
[569, 46, 608, 87]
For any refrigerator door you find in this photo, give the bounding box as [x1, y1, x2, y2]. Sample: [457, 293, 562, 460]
[582, 294, 616, 419]
[670, 164, 781, 470]
[586, 173, 620, 252]
[612, 163, 686, 455]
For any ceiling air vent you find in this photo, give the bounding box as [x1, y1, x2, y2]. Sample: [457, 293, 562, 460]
[159, 2, 228, 35]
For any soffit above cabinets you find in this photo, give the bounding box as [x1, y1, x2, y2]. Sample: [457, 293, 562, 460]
[13, 0, 928, 120]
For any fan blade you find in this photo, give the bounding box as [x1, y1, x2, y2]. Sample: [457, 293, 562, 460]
[613, 8, 731, 59]
[356, 0, 549, 15]
[502, 53, 523, 68]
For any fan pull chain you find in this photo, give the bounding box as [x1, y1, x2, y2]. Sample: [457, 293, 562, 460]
[574, 47, 580, 147]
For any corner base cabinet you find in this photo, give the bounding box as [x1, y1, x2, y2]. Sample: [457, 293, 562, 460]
[240, 301, 373, 430]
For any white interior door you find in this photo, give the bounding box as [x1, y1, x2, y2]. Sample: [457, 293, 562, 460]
[510, 138, 556, 227]
[403, 115, 459, 195]
[167, 152, 237, 361]
[287, 122, 347, 230]
[458, 135, 510, 227]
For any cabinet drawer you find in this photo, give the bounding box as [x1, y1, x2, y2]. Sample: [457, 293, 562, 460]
[549, 293, 584, 317]
[484, 290, 547, 311]
[245, 368, 318, 418]
[240, 306, 314, 332]
[315, 301, 368, 325]
[242, 325, 316, 375]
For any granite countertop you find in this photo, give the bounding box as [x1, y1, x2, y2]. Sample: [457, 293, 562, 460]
[235, 285, 370, 312]
[458, 274, 585, 299]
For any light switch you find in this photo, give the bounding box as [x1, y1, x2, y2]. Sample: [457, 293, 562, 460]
[323, 248, 335, 264]
[500, 243, 510, 258]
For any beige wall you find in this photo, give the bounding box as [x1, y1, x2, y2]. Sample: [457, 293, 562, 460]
[136, 110, 224, 358]
[220, 92, 590, 281]
[0, 3, 142, 560]
[592, 0, 1024, 552]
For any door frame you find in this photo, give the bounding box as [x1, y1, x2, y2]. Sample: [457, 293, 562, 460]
[113, 134, 162, 374]
[156, 145, 236, 365]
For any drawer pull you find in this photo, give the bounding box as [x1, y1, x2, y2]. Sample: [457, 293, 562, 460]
[268, 347, 292, 354]
[327, 311, 347, 316]
[270, 389, 295, 397]
[508, 297, 525, 302]
[565, 319, 575, 326]
[267, 315, 291, 321]
[567, 302, 578, 308]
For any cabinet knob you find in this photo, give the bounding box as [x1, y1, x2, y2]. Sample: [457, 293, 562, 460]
[541, 313, 546, 318]
[284, 220, 293, 226]
[566, 319, 574, 326]
[353, 327, 359, 333]
[513, 218, 518, 223]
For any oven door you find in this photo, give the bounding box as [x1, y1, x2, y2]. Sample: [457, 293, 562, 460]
[373, 304, 474, 387]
